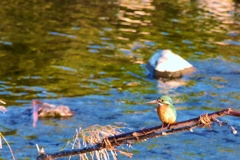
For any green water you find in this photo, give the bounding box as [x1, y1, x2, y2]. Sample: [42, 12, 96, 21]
[0, 0, 240, 159]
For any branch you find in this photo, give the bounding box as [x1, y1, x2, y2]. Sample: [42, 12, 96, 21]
[36, 108, 240, 160]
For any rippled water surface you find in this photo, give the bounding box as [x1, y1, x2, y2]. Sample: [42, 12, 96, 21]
[0, 0, 240, 159]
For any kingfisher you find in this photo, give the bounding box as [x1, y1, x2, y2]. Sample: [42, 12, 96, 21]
[147, 95, 177, 127]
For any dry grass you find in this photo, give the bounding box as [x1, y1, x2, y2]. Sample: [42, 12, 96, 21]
[0, 99, 7, 113]
[64, 122, 131, 160]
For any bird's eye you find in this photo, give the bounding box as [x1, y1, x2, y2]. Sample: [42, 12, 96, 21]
[158, 99, 164, 103]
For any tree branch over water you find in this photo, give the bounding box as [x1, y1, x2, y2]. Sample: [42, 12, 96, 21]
[36, 108, 240, 160]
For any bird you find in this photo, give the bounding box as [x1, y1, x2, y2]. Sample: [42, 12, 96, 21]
[147, 95, 177, 127]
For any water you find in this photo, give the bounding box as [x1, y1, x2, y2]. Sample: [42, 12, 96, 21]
[0, 0, 240, 159]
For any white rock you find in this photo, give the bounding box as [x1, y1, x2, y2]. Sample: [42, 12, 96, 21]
[156, 50, 193, 72]
[147, 49, 195, 78]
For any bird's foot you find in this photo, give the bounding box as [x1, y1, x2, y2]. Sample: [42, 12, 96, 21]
[160, 123, 166, 129]
[167, 123, 171, 129]
[160, 123, 174, 130]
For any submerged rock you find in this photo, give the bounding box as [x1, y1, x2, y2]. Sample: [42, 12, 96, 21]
[147, 50, 195, 79]
[32, 100, 74, 127]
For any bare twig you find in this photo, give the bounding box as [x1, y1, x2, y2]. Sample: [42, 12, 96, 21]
[36, 108, 240, 160]
[213, 118, 237, 134]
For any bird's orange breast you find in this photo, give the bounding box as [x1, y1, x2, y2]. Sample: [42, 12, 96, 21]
[157, 104, 176, 123]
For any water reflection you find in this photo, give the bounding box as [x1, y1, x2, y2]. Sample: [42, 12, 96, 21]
[198, 0, 240, 48]
[198, 0, 236, 25]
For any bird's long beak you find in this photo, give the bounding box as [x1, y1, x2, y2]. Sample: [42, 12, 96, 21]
[146, 100, 158, 104]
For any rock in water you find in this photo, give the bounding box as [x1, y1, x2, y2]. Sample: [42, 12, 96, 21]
[147, 50, 195, 79]
[32, 100, 74, 127]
